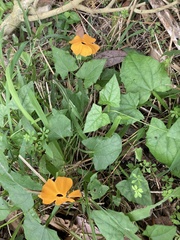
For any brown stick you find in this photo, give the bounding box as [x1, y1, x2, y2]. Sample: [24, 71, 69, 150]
[0, 0, 179, 38]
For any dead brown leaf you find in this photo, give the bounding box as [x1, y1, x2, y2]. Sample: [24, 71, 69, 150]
[76, 24, 84, 38]
[95, 50, 127, 68]
[149, 0, 180, 50]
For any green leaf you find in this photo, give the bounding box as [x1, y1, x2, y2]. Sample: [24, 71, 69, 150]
[128, 186, 180, 221]
[0, 153, 34, 212]
[48, 109, 72, 140]
[91, 210, 140, 240]
[146, 118, 180, 167]
[11, 172, 42, 191]
[82, 133, 122, 170]
[169, 149, 180, 177]
[167, 118, 180, 140]
[44, 141, 65, 169]
[52, 47, 78, 79]
[83, 104, 110, 133]
[20, 51, 32, 66]
[120, 51, 171, 104]
[0, 104, 7, 127]
[110, 93, 144, 125]
[76, 59, 106, 88]
[15, 81, 48, 128]
[62, 89, 89, 115]
[0, 197, 11, 221]
[88, 173, 109, 200]
[99, 74, 120, 107]
[143, 225, 176, 240]
[14, 82, 34, 113]
[24, 212, 60, 240]
[116, 168, 152, 205]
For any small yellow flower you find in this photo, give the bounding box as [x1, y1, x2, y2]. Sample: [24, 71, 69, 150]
[69, 34, 100, 57]
[38, 177, 82, 205]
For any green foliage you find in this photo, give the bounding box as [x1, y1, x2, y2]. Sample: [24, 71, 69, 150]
[0, 153, 34, 213]
[82, 133, 122, 170]
[168, 118, 180, 139]
[116, 168, 152, 205]
[83, 103, 110, 133]
[146, 118, 180, 174]
[110, 92, 144, 125]
[99, 74, 120, 107]
[76, 59, 106, 88]
[91, 209, 140, 240]
[143, 225, 176, 240]
[127, 186, 180, 222]
[0, 16, 179, 239]
[48, 109, 72, 140]
[88, 173, 109, 199]
[23, 212, 60, 240]
[120, 51, 171, 104]
[0, 197, 11, 221]
[52, 47, 78, 79]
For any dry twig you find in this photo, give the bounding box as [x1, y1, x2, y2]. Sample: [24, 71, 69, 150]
[0, 0, 179, 38]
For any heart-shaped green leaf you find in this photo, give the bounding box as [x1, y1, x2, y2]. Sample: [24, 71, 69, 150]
[83, 103, 110, 133]
[82, 133, 122, 170]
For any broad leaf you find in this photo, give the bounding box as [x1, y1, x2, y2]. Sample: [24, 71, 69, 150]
[91, 210, 140, 240]
[18, 81, 35, 113]
[75, 59, 106, 88]
[167, 118, 180, 140]
[24, 212, 60, 240]
[128, 186, 180, 221]
[48, 109, 72, 140]
[83, 104, 110, 133]
[146, 118, 180, 167]
[44, 141, 65, 169]
[88, 173, 109, 200]
[82, 133, 122, 170]
[0, 153, 34, 212]
[143, 225, 176, 240]
[116, 168, 152, 205]
[110, 93, 144, 125]
[120, 51, 171, 104]
[52, 47, 78, 79]
[11, 172, 42, 191]
[169, 149, 180, 177]
[99, 74, 120, 107]
[0, 197, 11, 221]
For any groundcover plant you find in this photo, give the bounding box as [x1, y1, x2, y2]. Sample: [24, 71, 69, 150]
[0, 0, 180, 239]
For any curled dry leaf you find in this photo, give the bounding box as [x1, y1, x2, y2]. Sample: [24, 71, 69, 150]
[76, 24, 84, 38]
[148, 0, 180, 50]
[95, 50, 127, 68]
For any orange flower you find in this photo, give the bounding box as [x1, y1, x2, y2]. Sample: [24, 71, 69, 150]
[69, 34, 100, 57]
[38, 177, 82, 205]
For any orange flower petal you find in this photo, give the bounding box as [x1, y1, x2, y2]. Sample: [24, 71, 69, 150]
[69, 35, 82, 44]
[55, 177, 73, 196]
[40, 179, 58, 196]
[38, 195, 56, 204]
[71, 43, 83, 56]
[82, 34, 96, 44]
[55, 197, 75, 206]
[80, 45, 93, 57]
[68, 190, 82, 198]
[87, 43, 100, 54]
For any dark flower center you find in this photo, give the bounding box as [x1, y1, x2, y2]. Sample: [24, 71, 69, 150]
[56, 194, 63, 197]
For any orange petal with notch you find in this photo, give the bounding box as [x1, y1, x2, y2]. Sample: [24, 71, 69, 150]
[68, 190, 82, 198]
[55, 177, 73, 196]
